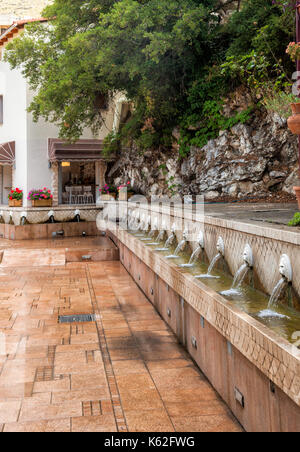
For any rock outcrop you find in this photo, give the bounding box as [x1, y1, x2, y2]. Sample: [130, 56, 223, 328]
[109, 110, 298, 200]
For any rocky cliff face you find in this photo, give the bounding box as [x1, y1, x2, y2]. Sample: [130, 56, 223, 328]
[109, 110, 298, 200]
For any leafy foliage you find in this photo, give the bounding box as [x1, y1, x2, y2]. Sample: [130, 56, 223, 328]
[288, 213, 300, 227]
[3, 0, 296, 152]
[263, 91, 298, 119]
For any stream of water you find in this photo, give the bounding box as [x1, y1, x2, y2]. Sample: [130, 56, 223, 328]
[166, 239, 187, 259]
[268, 278, 287, 309]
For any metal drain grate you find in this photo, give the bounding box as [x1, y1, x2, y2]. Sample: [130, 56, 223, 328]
[82, 255, 92, 261]
[59, 314, 96, 323]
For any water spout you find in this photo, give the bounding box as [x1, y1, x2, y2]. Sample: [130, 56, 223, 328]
[133, 211, 140, 230]
[141, 218, 158, 241]
[155, 223, 176, 251]
[9, 211, 14, 225]
[74, 209, 81, 223]
[180, 231, 205, 268]
[220, 244, 253, 297]
[207, 253, 222, 274]
[156, 227, 166, 243]
[48, 210, 55, 224]
[268, 254, 292, 309]
[268, 278, 287, 308]
[195, 236, 224, 279]
[146, 221, 166, 246]
[129, 210, 139, 230]
[166, 229, 188, 259]
[128, 211, 135, 229]
[137, 214, 146, 230]
[20, 211, 27, 226]
[233, 263, 249, 288]
[279, 254, 293, 283]
[135, 214, 150, 237]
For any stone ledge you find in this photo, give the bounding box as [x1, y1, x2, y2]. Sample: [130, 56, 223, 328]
[0, 205, 104, 225]
[126, 201, 300, 246]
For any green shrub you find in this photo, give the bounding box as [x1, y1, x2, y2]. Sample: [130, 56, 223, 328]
[103, 132, 121, 156]
[288, 213, 300, 227]
[263, 90, 298, 119]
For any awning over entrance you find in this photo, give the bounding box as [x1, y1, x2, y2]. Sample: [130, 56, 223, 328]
[48, 139, 115, 162]
[0, 141, 15, 165]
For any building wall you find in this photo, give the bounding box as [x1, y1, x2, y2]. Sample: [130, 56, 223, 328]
[0, 1, 51, 18]
[2, 166, 12, 203]
[0, 61, 116, 207]
[0, 60, 27, 204]
[26, 87, 60, 203]
[26, 87, 100, 206]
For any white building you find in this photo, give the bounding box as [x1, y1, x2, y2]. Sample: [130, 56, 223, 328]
[0, 18, 128, 208]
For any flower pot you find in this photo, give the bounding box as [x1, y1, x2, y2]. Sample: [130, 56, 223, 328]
[9, 199, 22, 207]
[32, 199, 53, 207]
[293, 186, 300, 209]
[101, 194, 116, 201]
[118, 192, 134, 201]
[287, 103, 300, 134]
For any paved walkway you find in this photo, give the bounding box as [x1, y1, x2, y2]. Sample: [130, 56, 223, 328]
[203, 202, 299, 231]
[0, 240, 243, 432]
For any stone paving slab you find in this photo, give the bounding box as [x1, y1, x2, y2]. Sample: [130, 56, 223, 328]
[0, 249, 66, 267]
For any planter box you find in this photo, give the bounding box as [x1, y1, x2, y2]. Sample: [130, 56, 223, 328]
[118, 192, 134, 201]
[32, 199, 53, 208]
[9, 199, 22, 207]
[101, 194, 116, 201]
[288, 103, 300, 135]
[294, 186, 300, 210]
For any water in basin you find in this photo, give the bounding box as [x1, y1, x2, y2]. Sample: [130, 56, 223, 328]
[130, 231, 300, 345]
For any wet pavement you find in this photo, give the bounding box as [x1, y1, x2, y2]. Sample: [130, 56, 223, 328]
[0, 238, 243, 432]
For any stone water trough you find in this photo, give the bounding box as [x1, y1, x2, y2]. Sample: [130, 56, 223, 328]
[106, 201, 300, 432]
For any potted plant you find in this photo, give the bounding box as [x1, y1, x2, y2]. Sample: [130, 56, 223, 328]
[118, 182, 134, 201]
[99, 184, 117, 201]
[8, 188, 23, 207]
[286, 39, 300, 207]
[28, 188, 53, 207]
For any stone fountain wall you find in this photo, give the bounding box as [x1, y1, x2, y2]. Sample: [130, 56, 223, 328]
[124, 202, 300, 301]
[0, 205, 103, 225]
